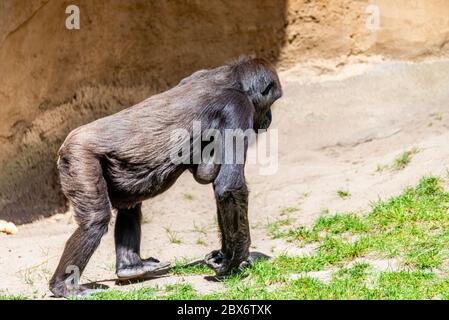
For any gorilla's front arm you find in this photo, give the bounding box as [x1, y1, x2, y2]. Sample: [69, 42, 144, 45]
[208, 163, 250, 275]
[204, 97, 253, 275]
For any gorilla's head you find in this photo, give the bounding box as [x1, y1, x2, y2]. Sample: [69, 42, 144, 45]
[233, 57, 283, 130]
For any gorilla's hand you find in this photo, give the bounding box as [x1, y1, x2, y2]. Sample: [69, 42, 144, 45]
[205, 250, 270, 276]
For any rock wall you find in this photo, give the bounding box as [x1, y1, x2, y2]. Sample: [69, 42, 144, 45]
[280, 0, 449, 65]
[1, 0, 448, 223]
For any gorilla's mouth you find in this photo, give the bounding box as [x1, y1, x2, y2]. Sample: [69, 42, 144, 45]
[260, 110, 272, 130]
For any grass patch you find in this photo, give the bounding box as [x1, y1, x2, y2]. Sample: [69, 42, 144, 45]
[164, 227, 182, 244]
[267, 217, 295, 239]
[83, 283, 203, 300]
[192, 222, 208, 235]
[83, 287, 159, 300]
[170, 260, 214, 276]
[87, 176, 449, 300]
[431, 112, 443, 121]
[378, 147, 420, 172]
[392, 148, 420, 170]
[336, 190, 351, 199]
[196, 238, 206, 246]
[183, 193, 194, 200]
[376, 164, 389, 172]
[282, 177, 449, 270]
[266, 207, 299, 239]
[280, 207, 299, 215]
[0, 294, 27, 300]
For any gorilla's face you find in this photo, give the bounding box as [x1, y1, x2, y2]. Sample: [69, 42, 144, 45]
[252, 70, 282, 131]
[235, 57, 283, 131]
[258, 109, 272, 130]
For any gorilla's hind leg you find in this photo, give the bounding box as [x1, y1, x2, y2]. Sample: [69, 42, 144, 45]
[50, 224, 109, 297]
[49, 150, 112, 298]
[115, 204, 170, 280]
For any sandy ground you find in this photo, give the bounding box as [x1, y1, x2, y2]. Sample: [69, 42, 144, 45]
[1, 56, 449, 298]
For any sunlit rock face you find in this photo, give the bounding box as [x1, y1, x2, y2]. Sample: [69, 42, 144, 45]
[0, 0, 448, 223]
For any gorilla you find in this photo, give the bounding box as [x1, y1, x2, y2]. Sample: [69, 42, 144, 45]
[49, 57, 282, 297]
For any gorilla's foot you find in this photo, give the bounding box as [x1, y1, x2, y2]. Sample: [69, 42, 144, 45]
[50, 281, 103, 298]
[116, 257, 170, 280]
[205, 250, 271, 276]
[204, 250, 225, 271]
[238, 251, 271, 270]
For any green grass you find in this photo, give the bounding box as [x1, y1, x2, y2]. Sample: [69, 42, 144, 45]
[392, 148, 420, 170]
[266, 207, 298, 238]
[85, 176, 449, 300]
[163, 227, 182, 244]
[267, 217, 295, 239]
[336, 190, 351, 198]
[431, 112, 443, 121]
[183, 193, 194, 200]
[196, 238, 206, 245]
[83, 287, 159, 300]
[377, 147, 420, 172]
[0, 294, 27, 300]
[82, 283, 202, 300]
[170, 260, 213, 276]
[280, 207, 299, 215]
[376, 164, 389, 172]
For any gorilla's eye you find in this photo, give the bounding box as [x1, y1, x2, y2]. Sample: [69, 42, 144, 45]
[261, 81, 274, 96]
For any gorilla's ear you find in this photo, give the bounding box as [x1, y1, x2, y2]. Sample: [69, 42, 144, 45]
[261, 81, 274, 96]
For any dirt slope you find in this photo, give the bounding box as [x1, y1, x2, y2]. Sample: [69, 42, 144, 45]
[1, 57, 448, 298]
